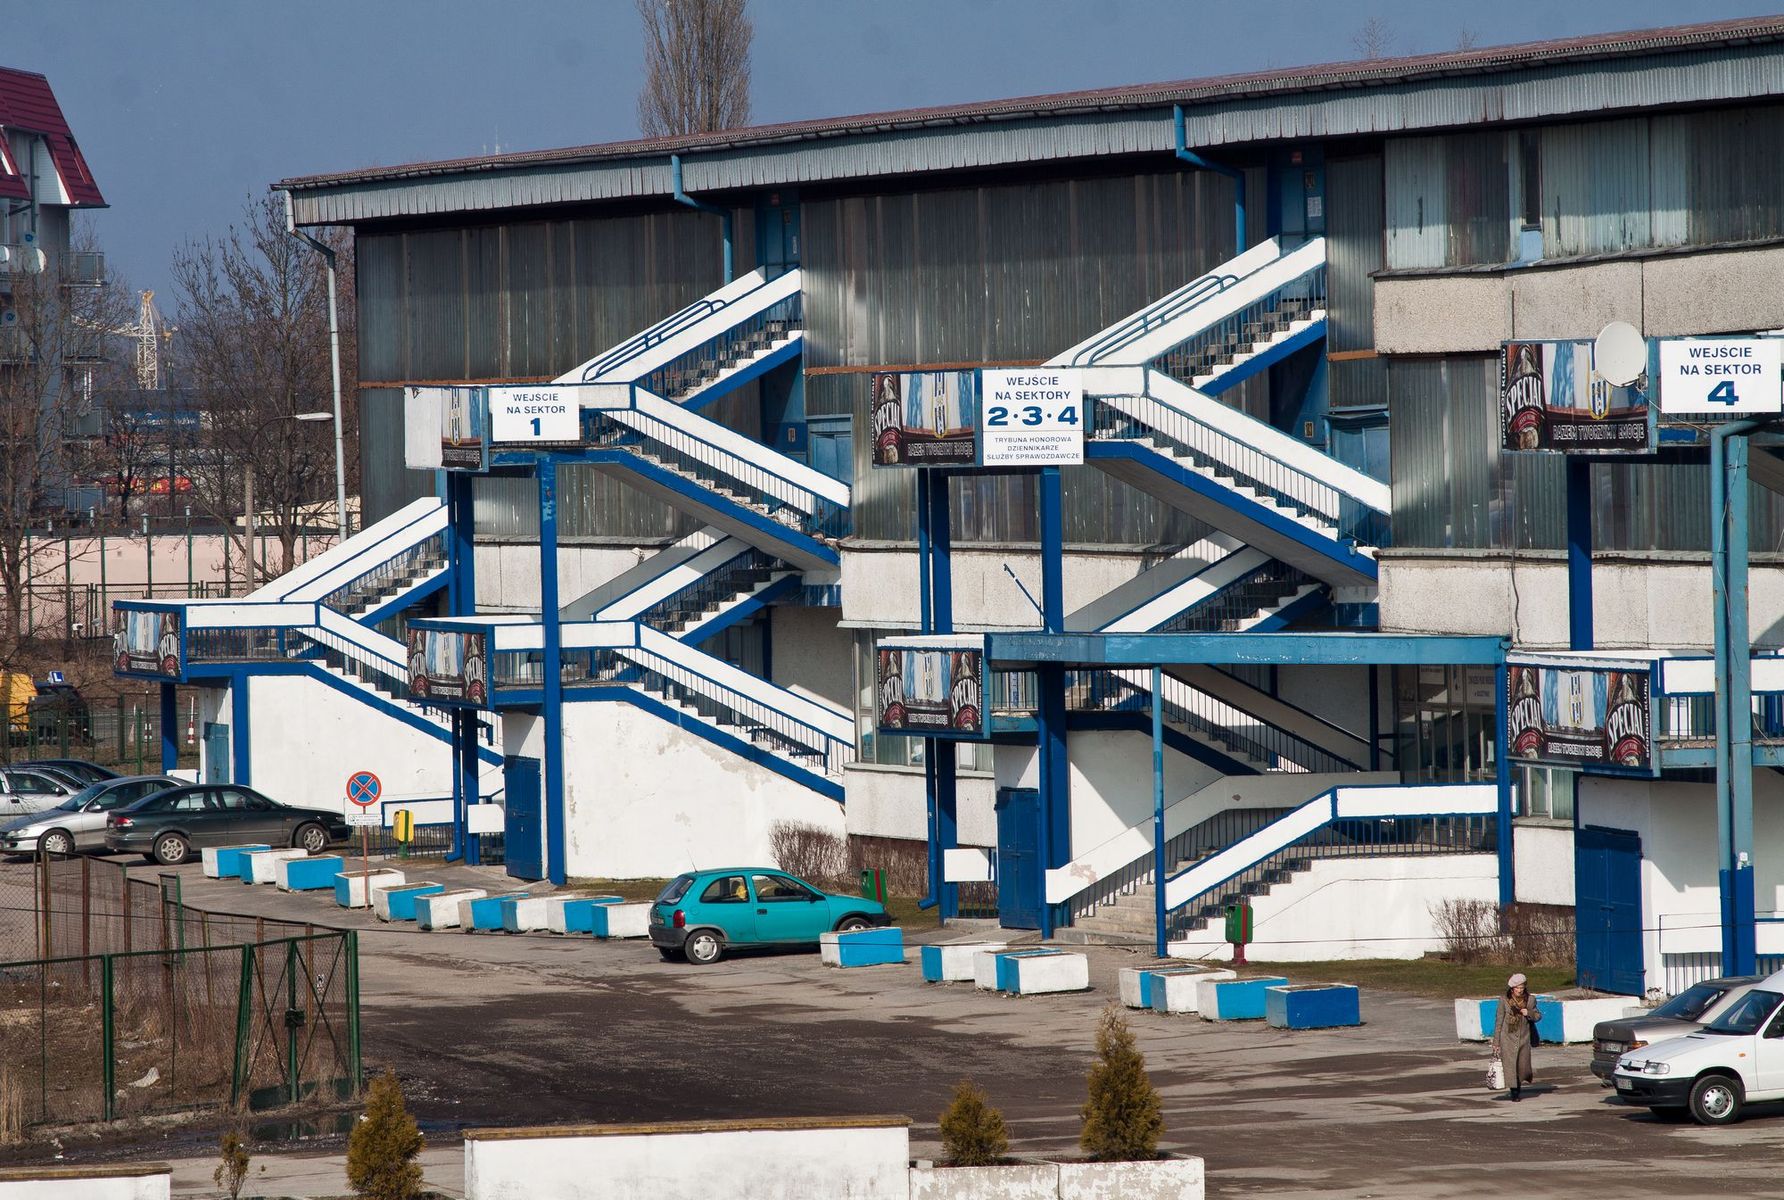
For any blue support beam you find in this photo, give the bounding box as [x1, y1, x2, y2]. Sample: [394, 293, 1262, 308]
[159, 683, 177, 774]
[987, 630, 1506, 668]
[1712, 421, 1761, 976]
[1566, 457, 1594, 651]
[538, 460, 567, 886]
[230, 672, 251, 786]
[1495, 659, 1515, 910]
[1152, 666, 1167, 960]
[928, 471, 958, 919]
[1039, 466, 1063, 634]
[1037, 663, 1070, 939]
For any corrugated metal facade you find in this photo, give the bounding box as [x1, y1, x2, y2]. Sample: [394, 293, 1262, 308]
[802, 169, 1248, 545]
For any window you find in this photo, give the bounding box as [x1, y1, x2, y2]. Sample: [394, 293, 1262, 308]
[9, 773, 59, 795]
[213, 789, 252, 811]
[171, 793, 211, 813]
[656, 875, 694, 905]
[752, 874, 817, 903]
[1518, 130, 1542, 229]
[699, 876, 748, 904]
[1519, 767, 1575, 822]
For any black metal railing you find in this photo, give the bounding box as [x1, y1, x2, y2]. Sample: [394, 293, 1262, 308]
[641, 294, 802, 402]
[1151, 265, 1326, 389]
[1158, 561, 1317, 633]
[634, 547, 782, 634]
[1065, 805, 1289, 927]
[319, 531, 447, 616]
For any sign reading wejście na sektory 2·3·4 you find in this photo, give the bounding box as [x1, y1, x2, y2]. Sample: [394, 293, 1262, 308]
[488, 386, 581, 442]
[1658, 338, 1783, 416]
[979, 369, 1083, 466]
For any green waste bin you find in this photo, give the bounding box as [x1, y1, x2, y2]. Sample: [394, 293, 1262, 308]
[1224, 901, 1253, 965]
[860, 868, 887, 904]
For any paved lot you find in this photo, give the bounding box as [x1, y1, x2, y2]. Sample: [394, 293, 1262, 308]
[19, 857, 1784, 1198]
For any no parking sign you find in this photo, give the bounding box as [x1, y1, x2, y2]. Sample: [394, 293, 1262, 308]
[346, 770, 382, 828]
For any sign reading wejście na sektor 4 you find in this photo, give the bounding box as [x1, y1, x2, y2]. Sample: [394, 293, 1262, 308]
[979, 369, 1083, 466]
[1658, 338, 1783, 416]
[488, 386, 581, 442]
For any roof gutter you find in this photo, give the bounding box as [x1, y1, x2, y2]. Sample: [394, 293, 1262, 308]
[1175, 104, 1245, 251]
[671, 154, 733, 283]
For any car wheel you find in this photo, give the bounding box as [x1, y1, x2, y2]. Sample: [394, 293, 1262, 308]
[152, 833, 191, 867]
[1689, 1073, 1744, 1125]
[835, 915, 873, 933]
[657, 947, 685, 962]
[293, 823, 330, 854]
[39, 830, 74, 857]
[683, 929, 724, 965]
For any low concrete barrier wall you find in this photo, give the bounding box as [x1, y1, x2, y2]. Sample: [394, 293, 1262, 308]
[1197, 976, 1289, 1021]
[820, 927, 905, 967]
[588, 902, 650, 939]
[0, 1163, 171, 1199]
[463, 1116, 911, 1200]
[275, 855, 344, 892]
[335, 868, 406, 908]
[920, 941, 1007, 983]
[244, 849, 307, 885]
[379, 882, 446, 922]
[548, 896, 624, 933]
[417, 888, 486, 930]
[1266, 984, 1361, 1029]
[1454, 994, 1638, 1044]
[1150, 967, 1236, 1015]
[203, 845, 269, 879]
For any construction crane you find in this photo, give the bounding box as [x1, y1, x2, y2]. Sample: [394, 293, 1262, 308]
[133, 289, 173, 390]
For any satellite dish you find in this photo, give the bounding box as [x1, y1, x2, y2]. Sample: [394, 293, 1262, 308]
[1594, 321, 1647, 387]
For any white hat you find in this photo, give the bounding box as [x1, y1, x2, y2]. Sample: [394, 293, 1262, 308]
[1508, 973, 1527, 988]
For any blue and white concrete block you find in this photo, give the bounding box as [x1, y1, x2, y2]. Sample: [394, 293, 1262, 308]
[820, 927, 905, 967]
[588, 902, 652, 939]
[1119, 964, 1229, 1011]
[1196, 975, 1290, 1021]
[204, 844, 270, 879]
[974, 949, 1032, 991]
[1266, 984, 1362, 1030]
[995, 949, 1090, 995]
[920, 941, 1007, 983]
[1143, 966, 1239, 1015]
[498, 894, 556, 933]
[1454, 994, 1630, 1044]
[241, 848, 307, 884]
[416, 888, 486, 931]
[274, 855, 342, 892]
[377, 883, 446, 922]
[464, 892, 531, 931]
[546, 896, 624, 934]
[334, 869, 405, 909]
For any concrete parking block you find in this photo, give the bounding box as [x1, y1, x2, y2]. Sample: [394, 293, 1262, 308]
[1150, 967, 1237, 1015]
[1119, 963, 1227, 1010]
[416, 888, 487, 931]
[587, 902, 650, 939]
[1197, 976, 1290, 1021]
[378, 882, 447, 922]
[998, 950, 1090, 995]
[547, 896, 624, 934]
[1266, 983, 1362, 1029]
[275, 855, 344, 892]
[464, 892, 531, 931]
[820, 927, 905, 967]
[919, 941, 1008, 982]
[334, 868, 406, 909]
[974, 948, 1040, 991]
[244, 849, 308, 885]
[204, 844, 270, 879]
[1455, 994, 1563, 1043]
[500, 894, 558, 933]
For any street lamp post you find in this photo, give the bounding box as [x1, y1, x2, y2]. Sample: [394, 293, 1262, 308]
[242, 411, 332, 591]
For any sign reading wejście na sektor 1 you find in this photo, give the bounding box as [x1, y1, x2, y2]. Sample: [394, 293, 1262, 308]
[1658, 338, 1783, 416]
[488, 386, 581, 442]
[979, 369, 1083, 466]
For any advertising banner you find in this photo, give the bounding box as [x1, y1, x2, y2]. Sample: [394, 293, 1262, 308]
[1506, 660, 1653, 774]
[436, 386, 489, 470]
[114, 609, 181, 678]
[870, 370, 980, 467]
[979, 369, 1084, 466]
[1500, 340, 1651, 453]
[407, 628, 488, 705]
[874, 644, 987, 739]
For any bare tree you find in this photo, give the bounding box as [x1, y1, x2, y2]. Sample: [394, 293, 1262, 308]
[170, 196, 355, 581]
[637, 0, 753, 138]
[1351, 16, 1395, 60]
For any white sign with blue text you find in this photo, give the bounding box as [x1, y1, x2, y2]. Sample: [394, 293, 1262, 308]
[1658, 338, 1783, 416]
[979, 369, 1084, 466]
[488, 386, 581, 442]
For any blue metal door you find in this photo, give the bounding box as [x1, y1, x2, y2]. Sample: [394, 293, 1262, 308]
[202, 723, 229, 783]
[1576, 824, 1644, 995]
[504, 756, 543, 881]
[995, 787, 1041, 930]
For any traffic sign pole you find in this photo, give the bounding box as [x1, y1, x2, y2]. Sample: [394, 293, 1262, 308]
[345, 771, 382, 907]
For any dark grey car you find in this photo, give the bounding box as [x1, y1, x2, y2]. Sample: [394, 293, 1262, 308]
[103, 784, 351, 866]
[1591, 975, 1766, 1083]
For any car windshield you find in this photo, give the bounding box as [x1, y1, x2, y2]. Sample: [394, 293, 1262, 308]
[1704, 989, 1781, 1035]
[1652, 983, 1727, 1022]
[655, 875, 694, 904]
[54, 783, 107, 812]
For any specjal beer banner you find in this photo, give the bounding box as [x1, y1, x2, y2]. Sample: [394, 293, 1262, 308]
[114, 608, 181, 678]
[1506, 658, 1654, 774]
[874, 640, 988, 739]
[1500, 340, 1652, 453]
[407, 628, 489, 706]
[870, 370, 980, 467]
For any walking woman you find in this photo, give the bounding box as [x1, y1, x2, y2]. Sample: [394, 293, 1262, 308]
[1493, 973, 1541, 1101]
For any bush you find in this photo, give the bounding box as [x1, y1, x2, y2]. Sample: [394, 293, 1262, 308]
[769, 821, 849, 888]
[1505, 902, 1575, 968]
[1080, 1006, 1163, 1162]
[213, 1130, 250, 1200]
[939, 1078, 1009, 1167]
[1430, 897, 1504, 964]
[347, 1071, 425, 1200]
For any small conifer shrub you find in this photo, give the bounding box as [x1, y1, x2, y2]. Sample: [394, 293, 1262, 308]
[939, 1078, 1010, 1166]
[347, 1070, 426, 1200]
[1079, 1005, 1164, 1162]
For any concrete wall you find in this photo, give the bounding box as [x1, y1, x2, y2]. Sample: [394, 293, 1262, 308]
[1513, 822, 1575, 907]
[770, 605, 852, 708]
[1170, 854, 1500, 962]
[1579, 775, 1784, 993]
[475, 542, 663, 613]
[0, 1166, 169, 1200]
[843, 764, 996, 847]
[1378, 552, 1784, 649]
[463, 1118, 910, 1200]
[841, 546, 1148, 630]
[557, 701, 847, 879]
[1375, 244, 1784, 354]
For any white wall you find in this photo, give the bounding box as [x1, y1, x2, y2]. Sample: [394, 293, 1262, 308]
[464, 1120, 910, 1200]
[475, 542, 664, 613]
[1062, 732, 1224, 862]
[1513, 822, 1575, 907]
[0, 1169, 169, 1200]
[1379, 552, 1784, 650]
[558, 701, 846, 878]
[770, 606, 852, 708]
[1169, 854, 1500, 962]
[843, 764, 996, 847]
[841, 546, 1149, 630]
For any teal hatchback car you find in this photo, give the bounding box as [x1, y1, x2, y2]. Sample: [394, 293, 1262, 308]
[649, 868, 891, 965]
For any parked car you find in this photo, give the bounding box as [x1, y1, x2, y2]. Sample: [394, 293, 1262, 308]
[648, 868, 890, 965]
[27, 681, 90, 741]
[104, 784, 351, 866]
[15, 762, 98, 791]
[1592, 975, 1765, 1084]
[18, 759, 119, 786]
[0, 767, 78, 815]
[1614, 969, 1784, 1124]
[0, 775, 181, 856]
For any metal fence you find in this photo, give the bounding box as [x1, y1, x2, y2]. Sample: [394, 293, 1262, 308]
[3, 693, 198, 776]
[0, 856, 362, 1133]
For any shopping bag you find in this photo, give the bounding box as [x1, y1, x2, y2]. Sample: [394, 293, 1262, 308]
[1486, 1058, 1505, 1091]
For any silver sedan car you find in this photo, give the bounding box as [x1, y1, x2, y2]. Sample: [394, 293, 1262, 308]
[0, 775, 181, 856]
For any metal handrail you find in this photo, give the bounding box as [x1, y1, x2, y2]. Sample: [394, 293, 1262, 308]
[1064, 805, 1289, 926]
[319, 531, 447, 615]
[1158, 560, 1316, 633]
[1152, 265, 1326, 389]
[581, 269, 787, 382]
[1071, 272, 1240, 366]
[634, 547, 782, 633]
[641, 295, 801, 403]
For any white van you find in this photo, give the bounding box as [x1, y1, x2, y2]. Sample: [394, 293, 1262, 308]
[1614, 967, 1784, 1124]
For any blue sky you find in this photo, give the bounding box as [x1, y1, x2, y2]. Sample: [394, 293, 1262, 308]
[11, 0, 1777, 301]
